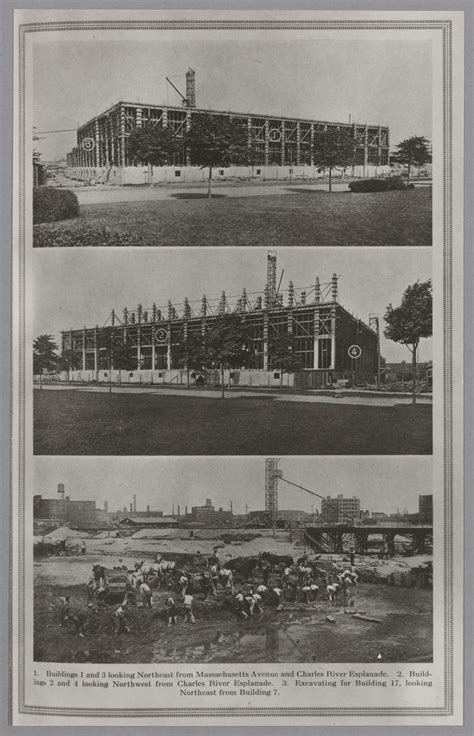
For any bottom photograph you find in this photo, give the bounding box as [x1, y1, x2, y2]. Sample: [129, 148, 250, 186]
[32, 456, 433, 665]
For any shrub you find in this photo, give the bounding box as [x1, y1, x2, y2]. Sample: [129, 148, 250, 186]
[348, 177, 408, 193]
[386, 176, 409, 191]
[33, 224, 147, 247]
[33, 187, 80, 224]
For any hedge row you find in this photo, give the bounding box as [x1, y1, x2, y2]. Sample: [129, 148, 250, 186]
[33, 224, 147, 248]
[348, 176, 412, 193]
[33, 187, 80, 224]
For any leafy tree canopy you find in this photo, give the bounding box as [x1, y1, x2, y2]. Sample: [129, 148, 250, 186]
[172, 331, 208, 373]
[267, 335, 303, 374]
[99, 328, 136, 370]
[185, 114, 250, 170]
[58, 349, 82, 373]
[33, 334, 59, 374]
[312, 128, 355, 170]
[384, 280, 432, 351]
[127, 124, 180, 167]
[311, 128, 355, 191]
[204, 314, 255, 370]
[392, 136, 431, 169]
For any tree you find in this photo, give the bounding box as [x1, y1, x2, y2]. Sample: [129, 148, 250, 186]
[204, 315, 255, 398]
[127, 124, 180, 186]
[312, 128, 355, 192]
[384, 280, 432, 405]
[267, 335, 303, 390]
[172, 331, 208, 388]
[113, 344, 138, 385]
[99, 328, 137, 392]
[392, 136, 431, 185]
[185, 114, 250, 198]
[33, 334, 59, 389]
[58, 349, 82, 382]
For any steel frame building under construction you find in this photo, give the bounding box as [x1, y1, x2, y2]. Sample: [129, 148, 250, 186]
[60, 253, 379, 388]
[66, 69, 389, 173]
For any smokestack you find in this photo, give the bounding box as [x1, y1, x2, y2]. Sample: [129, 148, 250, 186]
[185, 505, 188, 515]
[186, 68, 196, 107]
[104, 501, 108, 512]
[177, 505, 181, 517]
[146, 505, 150, 513]
[332, 273, 338, 301]
[230, 500, 233, 514]
[129, 503, 133, 513]
[58, 483, 65, 500]
[133, 494, 137, 513]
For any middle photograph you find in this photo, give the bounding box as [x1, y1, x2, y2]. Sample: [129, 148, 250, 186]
[32, 247, 432, 456]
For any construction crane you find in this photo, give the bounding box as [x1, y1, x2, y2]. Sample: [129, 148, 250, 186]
[279, 476, 357, 525]
[165, 68, 196, 108]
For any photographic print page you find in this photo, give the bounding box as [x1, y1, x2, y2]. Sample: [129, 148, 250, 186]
[11, 8, 464, 727]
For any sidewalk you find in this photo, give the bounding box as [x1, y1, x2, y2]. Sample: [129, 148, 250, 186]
[34, 383, 432, 407]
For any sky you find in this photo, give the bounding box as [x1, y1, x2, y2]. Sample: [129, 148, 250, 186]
[31, 247, 432, 363]
[32, 37, 432, 161]
[32, 455, 431, 517]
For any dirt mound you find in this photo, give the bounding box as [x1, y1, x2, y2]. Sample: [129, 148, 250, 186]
[44, 527, 89, 540]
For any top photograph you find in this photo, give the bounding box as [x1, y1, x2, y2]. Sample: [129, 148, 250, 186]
[31, 33, 432, 247]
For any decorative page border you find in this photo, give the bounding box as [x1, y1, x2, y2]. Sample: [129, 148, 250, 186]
[13, 15, 456, 721]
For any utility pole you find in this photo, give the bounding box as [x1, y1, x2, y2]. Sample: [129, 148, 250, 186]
[369, 314, 381, 388]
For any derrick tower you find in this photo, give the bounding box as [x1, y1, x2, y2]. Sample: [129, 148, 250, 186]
[265, 457, 282, 526]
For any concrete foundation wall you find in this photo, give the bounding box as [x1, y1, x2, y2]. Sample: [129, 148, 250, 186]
[64, 164, 392, 186]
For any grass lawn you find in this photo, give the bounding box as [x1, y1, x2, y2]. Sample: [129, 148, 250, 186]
[34, 390, 432, 455]
[33, 187, 431, 247]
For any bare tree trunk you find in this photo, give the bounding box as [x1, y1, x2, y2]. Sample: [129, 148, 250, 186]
[411, 345, 417, 405]
[220, 362, 225, 399]
[280, 369, 283, 391]
[328, 166, 332, 193]
[407, 161, 411, 187]
[148, 163, 154, 187]
[208, 166, 212, 198]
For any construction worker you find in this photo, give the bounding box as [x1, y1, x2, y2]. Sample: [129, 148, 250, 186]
[272, 586, 283, 611]
[139, 581, 153, 608]
[113, 602, 130, 637]
[261, 561, 271, 587]
[282, 566, 292, 589]
[182, 593, 195, 623]
[58, 596, 72, 628]
[256, 583, 268, 597]
[220, 568, 235, 595]
[166, 597, 178, 626]
[200, 571, 212, 599]
[58, 595, 85, 636]
[178, 574, 189, 596]
[210, 564, 220, 595]
[235, 591, 248, 619]
[309, 583, 319, 601]
[246, 591, 264, 616]
[326, 582, 340, 605]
